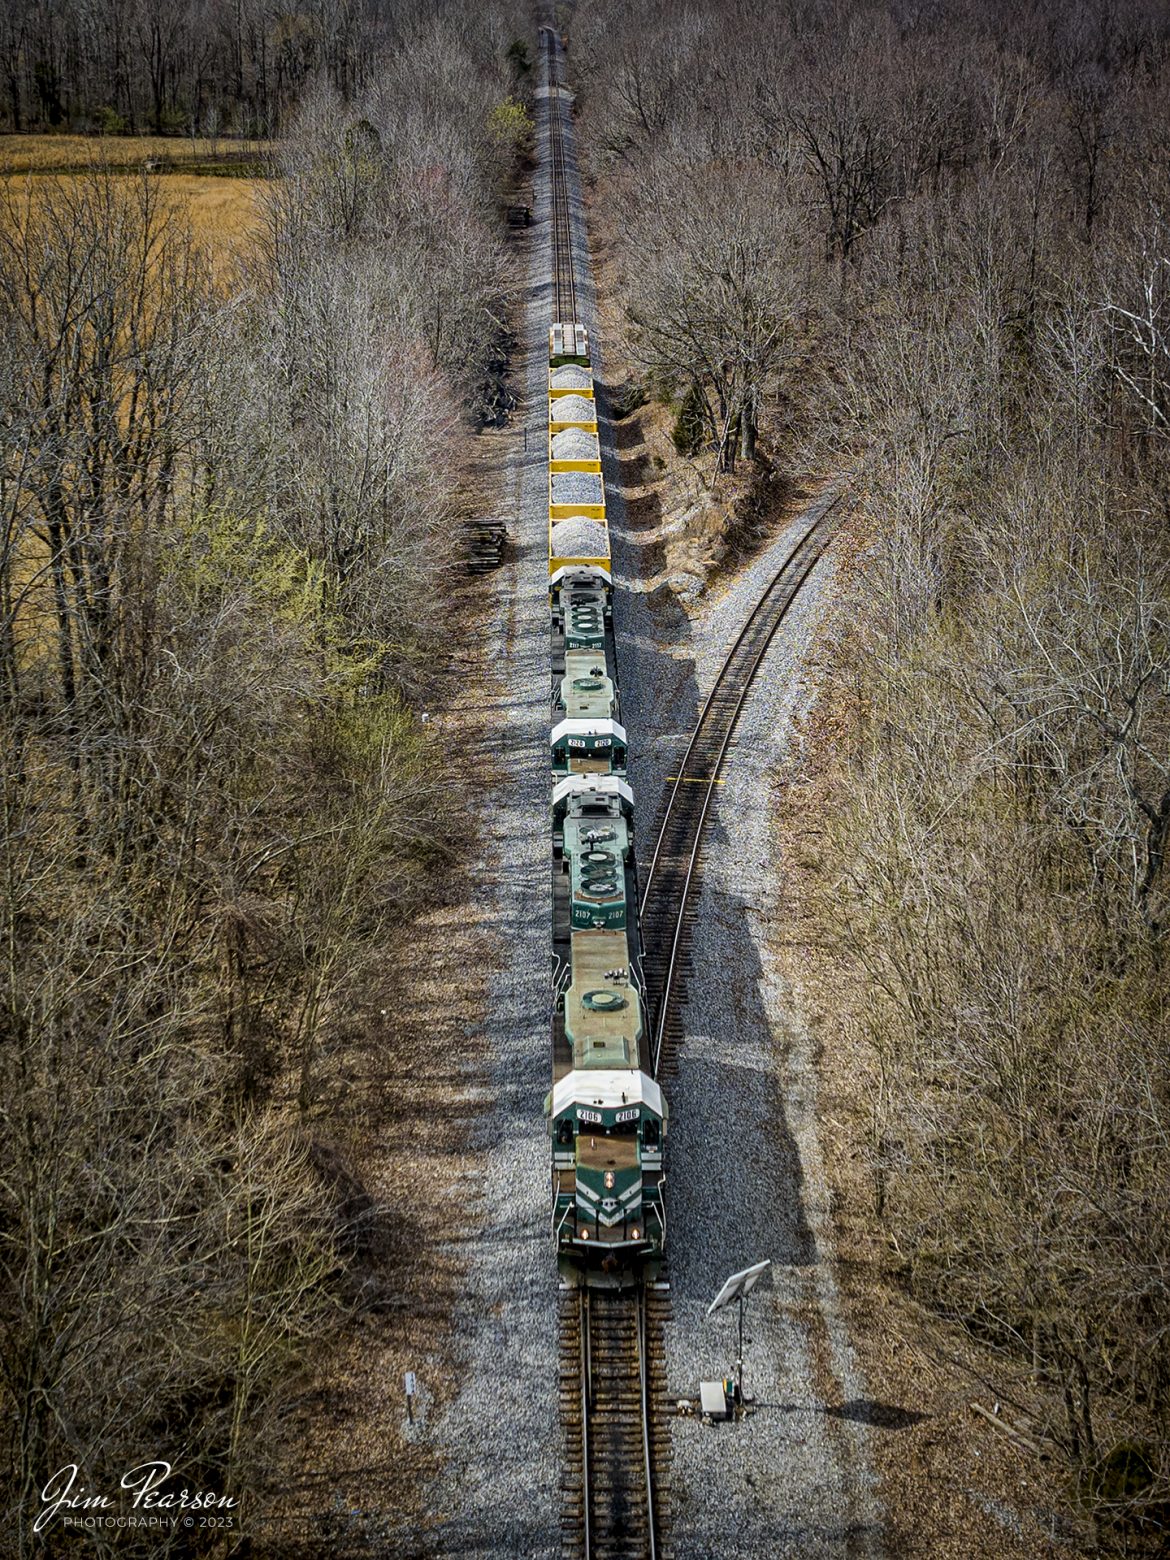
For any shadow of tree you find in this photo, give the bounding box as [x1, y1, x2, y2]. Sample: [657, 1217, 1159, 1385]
[826, 1398, 931, 1430]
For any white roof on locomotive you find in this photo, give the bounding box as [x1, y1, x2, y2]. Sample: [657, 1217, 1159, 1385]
[552, 775, 635, 809]
[551, 1068, 665, 1120]
[550, 717, 628, 746]
[550, 563, 612, 590]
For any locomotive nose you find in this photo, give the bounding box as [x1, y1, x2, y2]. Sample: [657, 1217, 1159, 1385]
[574, 1136, 644, 1244]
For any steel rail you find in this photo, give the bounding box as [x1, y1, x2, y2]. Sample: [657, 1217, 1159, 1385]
[638, 1288, 659, 1560]
[576, 1286, 661, 1560]
[580, 1288, 592, 1560]
[638, 495, 842, 916]
[639, 495, 844, 1074]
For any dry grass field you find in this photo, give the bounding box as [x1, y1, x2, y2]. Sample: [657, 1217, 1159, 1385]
[156, 174, 271, 261]
[0, 136, 273, 274]
[0, 132, 272, 173]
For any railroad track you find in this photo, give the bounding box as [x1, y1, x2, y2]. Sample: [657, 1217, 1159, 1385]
[547, 23, 672, 1560]
[639, 493, 844, 1077]
[545, 24, 577, 324]
[560, 1284, 671, 1560]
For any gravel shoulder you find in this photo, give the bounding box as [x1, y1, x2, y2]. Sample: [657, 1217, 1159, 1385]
[416, 71, 567, 1560]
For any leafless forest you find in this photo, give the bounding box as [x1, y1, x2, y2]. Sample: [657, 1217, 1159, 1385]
[4, 0, 1170, 1550]
[0, 2, 528, 1553]
[0, 0, 396, 136]
[573, 0, 1170, 1540]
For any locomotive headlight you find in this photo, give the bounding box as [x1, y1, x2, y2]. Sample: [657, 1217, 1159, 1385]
[604, 1171, 615, 1190]
[579, 1228, 590, 1241]
[630, 1226, 641, 1241]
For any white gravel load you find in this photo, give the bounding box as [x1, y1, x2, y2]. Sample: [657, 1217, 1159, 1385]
[551, 365, 593, 390]
[549, 393, 596, 424]
[552, 471, 604, 507]
[551, 428, 601, 462]
[551, 516, 609, 557]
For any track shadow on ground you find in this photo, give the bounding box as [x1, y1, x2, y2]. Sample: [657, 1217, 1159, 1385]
[667, 851, 819, 1305]
[747, 1398, 930, 1432]
[621, 526, 667, 576]
[624, 488, 663, 531]
[620, 449, 654, 484]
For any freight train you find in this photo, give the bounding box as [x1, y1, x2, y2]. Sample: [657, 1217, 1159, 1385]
[543, 321, 667, 1285]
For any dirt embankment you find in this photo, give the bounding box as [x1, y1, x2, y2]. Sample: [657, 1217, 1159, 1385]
[587, 204, 811, 605]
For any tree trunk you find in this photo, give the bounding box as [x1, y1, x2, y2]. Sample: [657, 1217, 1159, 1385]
[739, 388, 757, 462]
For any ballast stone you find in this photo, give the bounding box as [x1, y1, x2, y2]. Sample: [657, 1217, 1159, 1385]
[552, 429, 601, 461]
[551, 517, 609, 557]
[551, 365, 594, 390]
[552, 472, 605, 506]
[551, 393, 596, 423]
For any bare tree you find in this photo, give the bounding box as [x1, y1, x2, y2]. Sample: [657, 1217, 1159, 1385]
[624, 157, 805, 471]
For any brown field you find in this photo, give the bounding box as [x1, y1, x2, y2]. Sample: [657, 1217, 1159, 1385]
[5, 173, 269, 274]
[0, 133, 272, 174]
[1, 149, 271, 665]
[0, 136, 272, 269]
[157, 174, 271, 260]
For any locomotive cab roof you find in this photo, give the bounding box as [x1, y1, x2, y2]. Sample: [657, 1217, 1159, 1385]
[551, 716, 627, 746]
[552, 775, 634, 829]
[550, 1068, 665, 1121]
[550, 563, 611, 593]
[553, 775, 634, 808]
